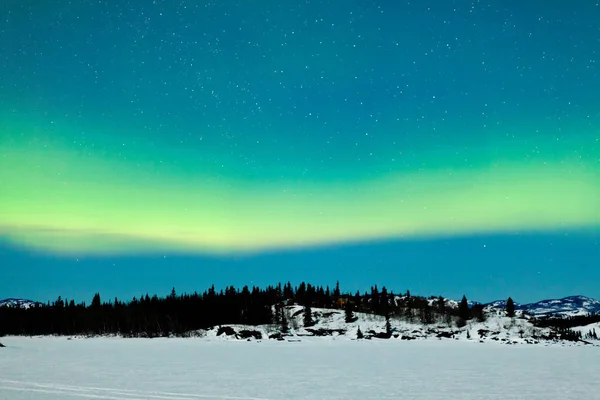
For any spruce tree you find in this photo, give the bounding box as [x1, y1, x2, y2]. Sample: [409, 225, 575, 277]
[303, 304, 314, 327]
[380, 286, 389, 316]
[385, 313, 392, 336]
[344, 298, 356, 323]
[334, 281, 341, 299]
[370, 285, 380, 314]
[437, 296, 445, 314]
[91, 293, 101, 308]
[281, 308, 289, 334]
[506, 297, 515, 318]
[357, 326, 364, 339]
[473, 303, 486, 322]
[354, 291, 361, 311]
[403, 304, 413, 322]
[458, 295, 470, 321]
[274, 303, 282, 325]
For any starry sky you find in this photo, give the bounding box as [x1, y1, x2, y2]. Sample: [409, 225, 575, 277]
[1, 0, 599, 303]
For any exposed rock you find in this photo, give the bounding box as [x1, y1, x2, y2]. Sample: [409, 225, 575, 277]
[305, 328, 346, 337]
[238, 330, 262, 340]
[216, 326, 236, 336]
[0, 342, 4, 347]
[373, 331, 392, 339]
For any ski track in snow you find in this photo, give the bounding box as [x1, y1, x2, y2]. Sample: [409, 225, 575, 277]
[0, 379, 272, 400]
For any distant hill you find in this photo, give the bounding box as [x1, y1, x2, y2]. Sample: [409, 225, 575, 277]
[486, 295, 600, 318]
[0, 298, 38, 309]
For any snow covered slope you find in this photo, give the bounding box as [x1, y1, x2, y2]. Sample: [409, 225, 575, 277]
[571, 321, 600, 338]
[521, 296, 600, 317]
[189, 304, 597, 346]
[3, 295, 599, 347]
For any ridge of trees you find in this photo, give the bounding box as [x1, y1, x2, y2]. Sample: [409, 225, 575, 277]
[0, 282, 593, 338]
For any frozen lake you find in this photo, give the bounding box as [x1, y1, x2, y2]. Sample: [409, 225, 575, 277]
[0, 336, 597, 399]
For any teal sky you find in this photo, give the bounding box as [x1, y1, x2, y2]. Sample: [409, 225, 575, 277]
[0, 0, 598, 303]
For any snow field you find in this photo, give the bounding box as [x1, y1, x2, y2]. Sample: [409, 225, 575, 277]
[0, 336, 598, 400]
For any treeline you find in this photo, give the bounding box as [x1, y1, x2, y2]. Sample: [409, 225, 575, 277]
[531, 313, 600, 329]
[1, 282, 498, 337]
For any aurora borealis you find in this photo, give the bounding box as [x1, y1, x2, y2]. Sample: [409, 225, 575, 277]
[1, 128, 599, 255]
[1, 1, 599, 302]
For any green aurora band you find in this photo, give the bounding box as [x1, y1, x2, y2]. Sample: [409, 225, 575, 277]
[1, 117, 599, 256]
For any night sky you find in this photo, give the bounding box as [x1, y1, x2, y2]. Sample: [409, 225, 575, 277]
[1, 1, 599, 303]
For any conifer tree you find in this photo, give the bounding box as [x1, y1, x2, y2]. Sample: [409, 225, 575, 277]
[380, 286, 389, 316]
[370, 285, 380, 314]
[303, 304, 314, 327]
[356, 326, 364, 339]
[274, 303, 282, 325]
[354, 291, 361, 311]
[91, 293, 101, 308]
[281, 307, 289, 334]
[344, 298, 356, 323]
[403, 303, 413, 322]
[437, 296, 445, 314]
[473, 303, 486, 322]
[385, 313, 392, 336]
[458, 295, 470, 321]
[333, 281, 341, 299]
[506, 297, 515, 318]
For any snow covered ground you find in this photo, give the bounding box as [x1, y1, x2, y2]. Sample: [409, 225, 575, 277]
[192, 305, 591, 345]
[0, 336, 598, 400]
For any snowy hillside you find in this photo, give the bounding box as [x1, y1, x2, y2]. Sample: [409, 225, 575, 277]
[521, 296, 600, 317]
[188, 304, 597, 346]
[0, 298, 37, 309]
[571, 321, 600, 339]
[4, 295, 599, 346]
[486, 295, 600, 317]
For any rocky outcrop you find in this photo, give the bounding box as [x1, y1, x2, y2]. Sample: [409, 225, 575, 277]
[216, 326, 236, 336]
[238, 330, 262, 340]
